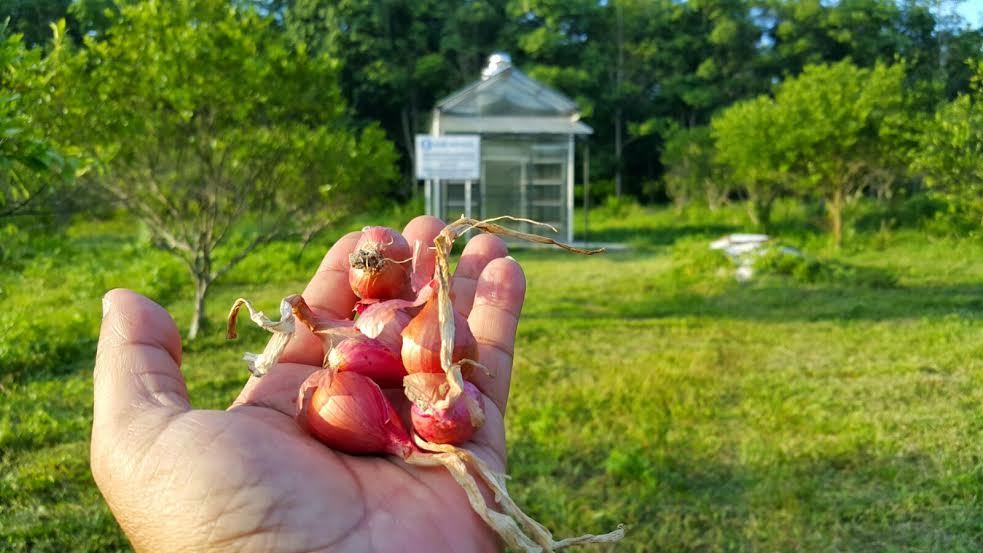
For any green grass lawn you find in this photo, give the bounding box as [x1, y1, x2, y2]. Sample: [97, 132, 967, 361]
[2, 201, 983, 552]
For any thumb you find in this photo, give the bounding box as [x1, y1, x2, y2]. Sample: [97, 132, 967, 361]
[93, 289, 191, 434]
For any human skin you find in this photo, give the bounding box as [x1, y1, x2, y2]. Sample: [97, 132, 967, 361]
[90, 216, 524, 553]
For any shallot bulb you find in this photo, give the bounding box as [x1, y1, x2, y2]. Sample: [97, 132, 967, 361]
[327, 335, 407, 388]
[411, 377, 484, 444]
[349, 227, 412, 300]
[297, 370, 414, 458]
[355, 308, 411, 354]
[401, 294, 477, 374]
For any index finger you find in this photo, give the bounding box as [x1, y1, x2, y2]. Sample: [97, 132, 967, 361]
[401, 215, 445, 285]
[278, 230, 362, 366]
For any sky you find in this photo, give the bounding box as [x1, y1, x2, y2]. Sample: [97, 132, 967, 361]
[958, 0, 983, 27]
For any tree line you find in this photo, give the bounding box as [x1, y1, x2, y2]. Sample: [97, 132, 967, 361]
[5, 0, 981, 199]
[0, 0, 981, 334]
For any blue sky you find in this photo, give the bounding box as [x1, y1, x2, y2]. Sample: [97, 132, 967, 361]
[958, 0, 983, 27]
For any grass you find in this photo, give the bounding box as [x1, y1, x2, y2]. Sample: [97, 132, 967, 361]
[2, 199, 983, 551]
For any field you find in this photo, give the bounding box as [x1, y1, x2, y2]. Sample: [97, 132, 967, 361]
[2, 201, 983, 552]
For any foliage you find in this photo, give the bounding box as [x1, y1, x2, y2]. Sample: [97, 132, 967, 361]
[0, 25, 75, 218]
[4, 0, 982, 201]
[777, 61, 910, 246]
[286, 0, 511, 195]
[713, 60, 910, 245]
[45, 0, 397, 337]
[712, 95, 789, 229]
[661, 126, 729, 210]
[751, 247, 899, 288]
[911, 60, 983, 224]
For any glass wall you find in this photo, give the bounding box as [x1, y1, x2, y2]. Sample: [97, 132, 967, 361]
[438, 135, 569, 239]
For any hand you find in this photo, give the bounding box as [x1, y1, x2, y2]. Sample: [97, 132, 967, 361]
[91, 216, 525, 553]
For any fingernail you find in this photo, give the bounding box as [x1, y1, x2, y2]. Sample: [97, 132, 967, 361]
[505, 255, 516, 262]
[102, 295, 112, 319]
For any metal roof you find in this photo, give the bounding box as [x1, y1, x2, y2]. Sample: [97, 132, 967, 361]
[434, 57, 593, 135]
[438, 114, 593, 135]
[436, 67, 580, 116]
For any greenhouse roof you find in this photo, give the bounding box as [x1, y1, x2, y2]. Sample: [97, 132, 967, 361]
[434, 55, 593, 135]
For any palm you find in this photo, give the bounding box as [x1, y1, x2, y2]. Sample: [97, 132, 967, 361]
[91, 217, 523, 553]
[142, 401, 499, 552]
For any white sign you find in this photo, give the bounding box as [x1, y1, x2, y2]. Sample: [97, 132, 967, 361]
[415, 135, 480, 180]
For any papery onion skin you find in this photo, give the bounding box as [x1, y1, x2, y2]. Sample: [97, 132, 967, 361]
[328, 335, 407, 388]
[401, 295, 478, 374]
[349, 227, 412, 300]
[412, 380, 484, 444]
[355, 308, 411, 354]
[298, 370, 414, 458]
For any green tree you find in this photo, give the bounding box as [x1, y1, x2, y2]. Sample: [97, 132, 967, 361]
[50, 0, 397, 338]
[0, 23, 74, 218]
[660, 126, 729, 210]
[512, 0, 765, 198]
[711, 95, 789, 228]
[0, 0, 72, 46]
[911, 60, 983, 224]
[286, 0, 510, 195]
[776, 61, 909, 246]
[0, 0, 125, 45]
[714, 61, 908, 244]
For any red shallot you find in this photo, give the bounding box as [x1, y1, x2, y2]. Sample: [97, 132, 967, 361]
[349, 226, 412, 300]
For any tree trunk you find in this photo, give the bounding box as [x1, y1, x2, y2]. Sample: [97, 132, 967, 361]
[188, 274, 211, 340]
[614, 107, 623, 198]
[829, 184, 845, 249]
[614, 1, 624, 198]
[401, 106, 417, 200]
[188, 249, 213, 340]
[746, 191, 772, 230]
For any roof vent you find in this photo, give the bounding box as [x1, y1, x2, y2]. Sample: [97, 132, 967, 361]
[481, 52, 512, 80]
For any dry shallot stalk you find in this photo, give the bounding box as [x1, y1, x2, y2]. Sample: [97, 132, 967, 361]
[227, 295, 357, 377]
[421, 216, 603, 413]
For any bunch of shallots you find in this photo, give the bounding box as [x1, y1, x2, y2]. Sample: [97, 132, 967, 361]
[228, 217, 624, 552]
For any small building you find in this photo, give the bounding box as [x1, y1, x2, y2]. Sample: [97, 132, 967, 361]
[423, 53, 592, 243]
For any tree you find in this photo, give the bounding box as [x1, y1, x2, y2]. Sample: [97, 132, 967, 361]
[0, 0, 125, 45]
[286, 0, 510, 196]
[775, 61, 909, 246]
[0, 23, 74, 218]
[712, 95, 789, 228]
[911, 60, 983, 224]
[50, 0, 397, 338]
[714, 61, 908, 244]
[0, 0, 72, 46]
[511, 0, 765, 198]
[660, 126, 729, 210]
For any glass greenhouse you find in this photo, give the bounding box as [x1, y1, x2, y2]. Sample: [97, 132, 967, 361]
[424, 53, 592, 243]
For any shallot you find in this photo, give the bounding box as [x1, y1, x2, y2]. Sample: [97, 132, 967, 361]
[229, 216, 624, 552]
[348, 226, 412, 300]
[401, 293, 477, 374]
[327, 335, 406, 388]
[405, 373, 483, 444]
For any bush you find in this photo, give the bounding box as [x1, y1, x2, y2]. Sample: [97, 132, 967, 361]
[752, 247, 898, 288]
[596, 195, 643, 218]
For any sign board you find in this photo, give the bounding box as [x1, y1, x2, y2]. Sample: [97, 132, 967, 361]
[415, 135, 480, 180]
